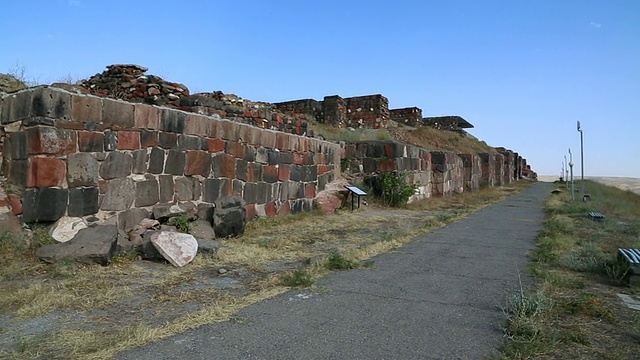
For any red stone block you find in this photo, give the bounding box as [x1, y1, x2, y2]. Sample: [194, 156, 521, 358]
[8, 194, 22, 215]
[265, 202, 277, 217]
[208, 138, 226, 153]
[117, 131, 141, 150]
[277, 201, 291, 216]
[227, 141, 244, 158]
[220, 154, 236, 178]
[134, 104, 161, 130]
[304, 183, 316, 199]
[247, 163, 262, 183]
[261, 131, 277, 149]
[27, 157, 66, 188]
[263, 165, 278, 182]
[379, 159, 397, 172]
[98, 179, 107, 194]
[185, 150, 211, 177]
[245, 204, 257, 220]
[72, 95, 102, 123]
[276, 133, 289, 150]
[292, 152, 305, 165]
[278, 164, 291, 182]
[317, 164, 329, 175]
[27, 127, 77, 155]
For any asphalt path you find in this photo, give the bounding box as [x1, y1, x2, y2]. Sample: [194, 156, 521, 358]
[116, 182, 551, 360]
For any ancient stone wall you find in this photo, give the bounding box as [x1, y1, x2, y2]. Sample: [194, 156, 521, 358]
[344, 95, 389, 129]
[431, 151, 464, 196]
[493, 153, 505, 186]
[343, 141, 432, 201]
[0, 86, 341, 223]
[479, 153, 496, 187]
[457, 154, 481, 192]
[321, 95, 347, 127]
[501, 150, 515, 185]
[389, 107, 423, 127]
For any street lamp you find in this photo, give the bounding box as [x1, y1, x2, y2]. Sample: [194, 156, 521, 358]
[577, 121, 585, 198]
[569, 148, 575, 201]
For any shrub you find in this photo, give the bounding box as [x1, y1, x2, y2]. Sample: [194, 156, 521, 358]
[326, 251, 359, 270]
[282, 270, 313, 287]
[378, 171, 418, 207]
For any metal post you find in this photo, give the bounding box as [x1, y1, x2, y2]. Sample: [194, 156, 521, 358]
[569, 148, 575, 201]
[564, 155, 569, 189]
[578, 124, 585, 198]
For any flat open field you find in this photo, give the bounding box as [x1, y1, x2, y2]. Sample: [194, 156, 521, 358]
[538, 175, 640, 195]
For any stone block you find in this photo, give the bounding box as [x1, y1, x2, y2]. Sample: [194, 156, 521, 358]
[31, 87, 71, 120]
[208, 138, 226, 153]
[8, 194, 23, 215]
[134, 104, 161, 129]
[226, 141, 244, 158]
[212, 153, 236, 178]
[103, 98, 134, 129]
[35, 225, 118, 265]
[6, 159, 28, 190]
[278, 164, 290, 182]
[255, 147, 269, 164]
[4, 132, 27, 160]
[363, 158, 377, 173]
[279, 151, 293, 164]
[27, 157, 66, 188]
[292, 152, 305, 165]
[213, 196, 247, 238]
[140, 130, 159, 148]
[232, 179, 244, 197]
[99, 151, 133, 179]
[177, 134, 206, 151]
[185, 150, 211, 177]
[165, 150, 186, 175]
[158, 175, 174, 203]
[305, 166, 318, 182]
[49, 216, 88, 243]
[196, 202, 215, 223]
[175, 177, 199, 201]
[22, 187, 68, 223]
[103, 130, 117, 151]
[1, 90, 32, 124]
[26, 126, 77, 155]
[151, 231, 198, 267]
[218, 120, 239, 141]
[262, 165, 278, 183]
[132, 149, 148, 174]
[236, 159, 248, 182]
[101, 177, 135, 211]
[161, 109, 186, 133]
[78, 131, 104, 152]
[159, 132, 177, 149]
[135, 178, 159, 207]
[117, 131, 141, 150]
[184, 113, 211, 136]
[290, 165, 302, 182]
[72, 95, 102, 124]
[148, 147, 165, 174]
[203, 178, 231, 203]
[304, 183, 316, 198]
[152, 202, 196, 220]
[68, 187, 99, 217]
[117, 208, 151, 232]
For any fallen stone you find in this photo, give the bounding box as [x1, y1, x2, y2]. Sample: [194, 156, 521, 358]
[35, 225, 118, 265]
[218, 268, 228, 274]
[191, 219, 216, 241]
[139, 231, 164, 260]
[197, 239, 220, 255]
[49, 217, 88, 243]
[150, 231, 198, 267]
[213, 196, 247, 238]
[314, 178, 351, 214]
[152, 202, 196, 220]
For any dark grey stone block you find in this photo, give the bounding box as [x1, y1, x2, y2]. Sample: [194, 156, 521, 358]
[104, 131, 118, 151]
[177, 134, 204, 150]
[158, 175, 174, 203]
[23, 117, 55, 126]
[165, 150, 185, 175]
[31, 87, 71, 120]
[68, 187, 99, 217]
[159, 132, 177, 149]
[99, 151, 133, 179]
[132, 149, 148, 174]
[267, 150, 280, 165]
[148, 147, 165, 174]
[203, 178, 229, 203]
[22, 188, 68, 223]
[101, 177, 135, 211]
[161, 109, 186, 133]
[135, 178, 159, 207]
[5, 132, 27, 160]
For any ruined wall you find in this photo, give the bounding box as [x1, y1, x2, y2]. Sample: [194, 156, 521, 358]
[344, 95, 389, 129]
[457, 154, 481, 192]
[493, 154, 505, 186]
[431, 151, 464, 196]
[389, 107, 423, 127]
[344, 141, 432, 201]
[479, 153, 496, 187]
[501, 150, 515, 185]
[321, 95, 347, 128]
[0, 86, 341, 223]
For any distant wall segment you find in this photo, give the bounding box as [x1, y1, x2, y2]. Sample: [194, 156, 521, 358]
[0, 86, 341, 223]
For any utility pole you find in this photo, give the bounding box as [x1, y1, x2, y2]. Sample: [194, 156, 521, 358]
[564, 155, 568, 189]
[569, 148, 575, 201]
[577, 121, 585, 199]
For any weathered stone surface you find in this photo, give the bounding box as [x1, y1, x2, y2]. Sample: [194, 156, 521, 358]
[31, 87, 71, 120]
[152, 202, 196, 220]
[103, 130, 118, 151]
[101, 177, 135, 211]
[135, 178, 159, 207]
[148, 147, 164, 174]
[185, 150, 210, 177]
[100, 151, 133, 179]
[151, 231, 198, 267]
[158, 132, 177, 149]
[26, 126, 77, 155]
[175, 177, 198, 201]
[117, 131, 141, 150]
[134, 104, 161, 129]
[67, 153, 99, 187]
[213, 196, 247, 238]
[103, 98, 134, 128]
[161, 109, 186, 133]
[165, 150, 185, 175]
[27, 157, 66, 188]
[315, 178, 350, 214]
[5, 159, 28, 190]
[132, 149, 147, 174]
[35, 225, 118, 265]
[196, 238, 220, 255]
[4, 132, 27, 160]
[1, 90, 31, 124]
[191, 219, 216, 241]
[49, 217, 88, 242]
[177, 134, 205, 151]
[117, 208, 151, 232]
[71, 95, 102, 123]
[196, 202, 214, 222]
[22, 188, 68, 223]
[158, 175, 174, 203]
[68, 187, 99, 217]
[203, 178, 231, 203]
[78, 131, 104, 152]
[0, 73, 27, 93]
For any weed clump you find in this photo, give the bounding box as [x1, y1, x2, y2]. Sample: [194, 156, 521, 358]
[326, 251, 359, 270]
[282, 270, 313, 287]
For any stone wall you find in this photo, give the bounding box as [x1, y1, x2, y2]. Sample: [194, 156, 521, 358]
[457, 154, 481, 192]
[343, 141, 432, 201]
[493, 153, 505, 186]
[431, 151, 464, 196]
[501, 150, 515, 185]
[0, 86, 342, 223]
[389, 107, 423, 127]
[479, 153, 496, 187]
[343, 95, 389, 129]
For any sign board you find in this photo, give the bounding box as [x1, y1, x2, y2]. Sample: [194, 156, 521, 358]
[345, 186, 367, 196]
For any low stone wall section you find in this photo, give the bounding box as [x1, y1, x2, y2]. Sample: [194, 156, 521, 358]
[431, 151, 464, 196]
[389, 107, 422, 127]
[457, 154, 481, 192]
[0, 86, 342, 223]
[479, 153, 496, 187]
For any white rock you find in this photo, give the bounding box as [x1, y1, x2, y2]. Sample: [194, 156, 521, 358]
[150, 231, 198, 267]
[49, 217, 88, 242]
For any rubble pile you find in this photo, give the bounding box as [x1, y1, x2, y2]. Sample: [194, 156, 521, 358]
[79, 64, 190, 108]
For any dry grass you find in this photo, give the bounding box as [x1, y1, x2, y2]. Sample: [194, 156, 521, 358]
[0, 181, 534, 359]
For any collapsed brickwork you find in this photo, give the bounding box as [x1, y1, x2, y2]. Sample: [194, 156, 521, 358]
[389, 107, 423, 127]
[0, 86, 340, 223]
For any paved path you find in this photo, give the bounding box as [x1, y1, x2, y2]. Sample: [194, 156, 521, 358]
[116, 182, 551, 360]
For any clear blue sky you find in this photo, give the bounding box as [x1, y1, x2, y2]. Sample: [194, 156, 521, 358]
[1, 0, 639, 177]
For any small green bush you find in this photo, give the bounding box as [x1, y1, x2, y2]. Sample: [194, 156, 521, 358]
[282, 270, 313, 287]
[326, 251, 359, 270]
[379, 172, 418, 207]
[168, 214, 192, 233]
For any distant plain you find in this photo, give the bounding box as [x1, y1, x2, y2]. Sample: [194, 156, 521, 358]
[538, 175, 640, 195]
